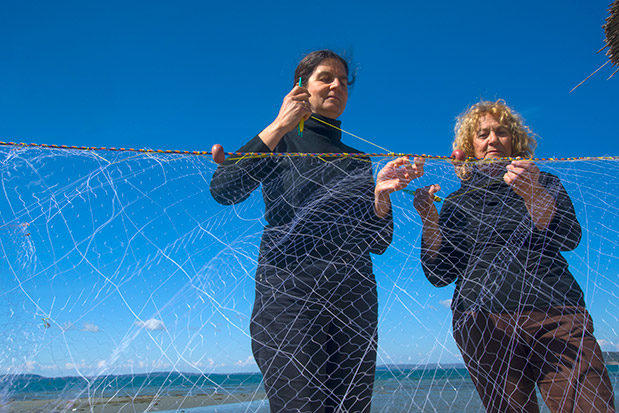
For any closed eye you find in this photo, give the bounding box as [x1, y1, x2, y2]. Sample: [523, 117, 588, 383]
[496, 127, 510, 137]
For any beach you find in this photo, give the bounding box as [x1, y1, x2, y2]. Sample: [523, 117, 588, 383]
[4, 392, 267, 412]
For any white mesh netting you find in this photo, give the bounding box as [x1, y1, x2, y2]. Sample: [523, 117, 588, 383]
[0, 145, 617, 412]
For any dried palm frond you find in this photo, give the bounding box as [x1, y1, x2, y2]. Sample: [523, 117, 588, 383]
[603, 0, 619, 76]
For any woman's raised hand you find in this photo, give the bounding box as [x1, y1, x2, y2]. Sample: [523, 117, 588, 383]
[504, 160, 542, 202]
[375, 156, 424, 196]
[374, 157, 424, 218]
[413, 184, 441, 218]
[259, 86, 312, 150]
[274, 86, 312, 132]
[505, 159, 557, 230]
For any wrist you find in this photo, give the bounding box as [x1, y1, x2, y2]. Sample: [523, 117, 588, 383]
[374, 187, 391, 199]
[374, 191, 391, 218]
[521, 184, 545, 205]
[259, 121, 288, 151]
[419, 207, 439, 224]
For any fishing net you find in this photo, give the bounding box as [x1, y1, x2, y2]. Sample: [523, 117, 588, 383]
[0, 144, 617, 412]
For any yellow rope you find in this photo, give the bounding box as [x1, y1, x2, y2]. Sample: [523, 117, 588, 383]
[310, 116, 394, 153]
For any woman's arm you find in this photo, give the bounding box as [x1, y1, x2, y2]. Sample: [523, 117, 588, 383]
[362, 157, 424, 255]
[538, 172, 582, 251]
[414, 186, 463, 287]
[210, 85, 312, 205]
[504, 162, 581, 250]
[209, 136, 274, 205]
[504, 160, 555, 231]
[374, 157, 424, 218]
[258, 85, 312, 150]
[414, 184, 442, 260]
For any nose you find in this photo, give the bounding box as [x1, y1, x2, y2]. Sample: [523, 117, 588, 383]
[488, 129, 500, 143]
[329, 78, 343, 90]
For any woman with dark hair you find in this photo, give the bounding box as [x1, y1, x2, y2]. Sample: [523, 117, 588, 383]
[414, 100, 615, 412]
[210, 50, 421, 412]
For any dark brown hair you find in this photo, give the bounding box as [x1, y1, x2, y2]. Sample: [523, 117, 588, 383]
[293, 50, 355, 88]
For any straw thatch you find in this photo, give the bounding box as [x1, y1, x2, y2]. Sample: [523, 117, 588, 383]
[603, 0, 619, 67]
[571, 2, 619, 91]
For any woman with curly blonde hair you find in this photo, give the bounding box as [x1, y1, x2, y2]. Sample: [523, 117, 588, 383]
[414, 100, 614, 412]
[452, 100, 536, 180]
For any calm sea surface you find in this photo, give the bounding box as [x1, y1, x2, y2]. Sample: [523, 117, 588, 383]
[3, 365, 617, 412]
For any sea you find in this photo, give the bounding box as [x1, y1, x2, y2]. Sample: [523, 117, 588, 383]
[2, 365, 618, 412]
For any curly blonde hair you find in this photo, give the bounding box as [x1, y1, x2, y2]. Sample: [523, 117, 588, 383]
[453, 100, 537, 180]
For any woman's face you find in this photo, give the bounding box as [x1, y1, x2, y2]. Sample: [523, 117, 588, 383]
[473, 113, 513, 159]
[306, 59, 348, 119]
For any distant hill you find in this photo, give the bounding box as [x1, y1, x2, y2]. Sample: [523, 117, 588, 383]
[0, 374, 43, 380]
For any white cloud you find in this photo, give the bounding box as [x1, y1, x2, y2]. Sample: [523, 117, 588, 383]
[21, 360, 36, 372]
[82, 322, 100, 333]
[38, 363, 62, 371]
[151, 360, 171, 369]
[65, 360, 91, 370]
[191, 358, 216, 369]
[135, 319, 166, 331]
[61, 322, 74, 332]
[597, 339, 619, 351]
[99, 359, 170, 371]
[234, 356, 254, 367]
[439, 299, 452, 308]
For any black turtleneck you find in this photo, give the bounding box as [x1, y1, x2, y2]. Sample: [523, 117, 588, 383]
[421, 167, 585, 313]
[210, 114, 392, 268]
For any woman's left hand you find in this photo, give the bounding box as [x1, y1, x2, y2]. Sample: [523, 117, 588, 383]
[374, 157, 424, 218]
[504, 159, 557, 230]
[504, 159, 543, 202]
[375, 156, 424, 196]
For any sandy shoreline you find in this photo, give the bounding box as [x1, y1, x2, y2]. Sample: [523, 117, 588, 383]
[3, 393, 267, 412]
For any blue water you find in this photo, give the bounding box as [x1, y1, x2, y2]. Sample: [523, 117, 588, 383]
[3, 365, 618, 412]
[171, 400, 267, 412]
[1, 371, 264, 401]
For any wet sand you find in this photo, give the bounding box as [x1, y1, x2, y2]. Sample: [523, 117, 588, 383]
[3, 392, 267, 412]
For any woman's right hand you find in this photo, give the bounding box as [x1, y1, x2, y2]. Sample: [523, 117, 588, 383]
[274, 86, 312, 132]
[259, 86, 313, 150]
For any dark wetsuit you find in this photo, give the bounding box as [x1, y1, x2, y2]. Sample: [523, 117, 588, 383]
[210, 114, 392, 413]
[422, 166, 615, 412]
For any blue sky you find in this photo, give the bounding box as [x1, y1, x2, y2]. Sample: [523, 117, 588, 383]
[1, 1, 619, 378]
[2, 0, 617, 157]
